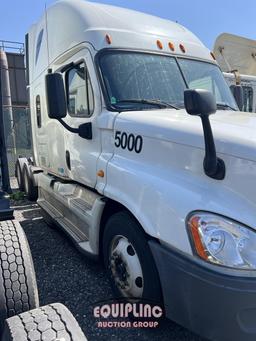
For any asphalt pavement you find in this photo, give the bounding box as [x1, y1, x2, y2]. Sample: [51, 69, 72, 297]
[11, 198, 204, 341]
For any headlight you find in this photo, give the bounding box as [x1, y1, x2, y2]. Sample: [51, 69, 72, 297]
[187, 212, 256, 269]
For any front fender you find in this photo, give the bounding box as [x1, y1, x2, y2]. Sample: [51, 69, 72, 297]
[104, 136, 256, 256]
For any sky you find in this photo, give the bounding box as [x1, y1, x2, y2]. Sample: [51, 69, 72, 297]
[0, 0, 255, 49]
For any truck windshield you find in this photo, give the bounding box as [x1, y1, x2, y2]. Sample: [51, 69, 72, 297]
[99, 51, 238, 111]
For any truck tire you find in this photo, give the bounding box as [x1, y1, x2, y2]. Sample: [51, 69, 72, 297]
[0, 220, 39, 334]
[103, 211, 162, 304]
[23, 165, 38, 201]
[2, 303, 87, 341]
[15, 161, 24, 192]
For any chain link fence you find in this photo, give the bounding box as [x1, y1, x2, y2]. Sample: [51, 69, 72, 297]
[4, 105, 32, 176]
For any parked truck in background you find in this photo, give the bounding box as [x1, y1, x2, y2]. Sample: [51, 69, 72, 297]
[15, 1, 256, 340]
[214, 32, 256, 112]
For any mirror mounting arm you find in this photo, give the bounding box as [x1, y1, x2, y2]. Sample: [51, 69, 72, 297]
[57, 119, 92, 140]
[58, 118, 78, 134]
[200, 115, 225, 180]
[184, 89, 226, 181]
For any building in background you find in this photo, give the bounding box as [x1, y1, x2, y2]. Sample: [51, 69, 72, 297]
[0, 40, 31, 177]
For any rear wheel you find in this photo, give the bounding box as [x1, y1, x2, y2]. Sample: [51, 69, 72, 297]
[23, 166, 38, 201]
[2, 303, 87, 341]
[103, 211, 162, 304]
[0, 220, 39, 334]
[15, 161, 24, 192]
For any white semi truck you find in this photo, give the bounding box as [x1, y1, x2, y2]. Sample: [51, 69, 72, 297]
[16, 1, 256, 340]
[214, 33, 256, 112]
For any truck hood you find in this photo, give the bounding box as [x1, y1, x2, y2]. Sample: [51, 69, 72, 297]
[116, 109, 256, 161]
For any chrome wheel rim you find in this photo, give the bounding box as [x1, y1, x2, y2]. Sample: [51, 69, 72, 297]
[109, 235, 144, 298]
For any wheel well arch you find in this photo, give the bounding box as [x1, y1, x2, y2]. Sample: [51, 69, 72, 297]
[98, 198, 158, 258]
[97, 198, 164, 302]
[99, 199, 126, 257]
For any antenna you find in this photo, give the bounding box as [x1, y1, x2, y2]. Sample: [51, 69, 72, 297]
[45, 3, 50, 67]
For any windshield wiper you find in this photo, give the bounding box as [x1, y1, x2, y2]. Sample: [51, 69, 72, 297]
[115, 99, 179, 110]
[216, 103, 237, 111]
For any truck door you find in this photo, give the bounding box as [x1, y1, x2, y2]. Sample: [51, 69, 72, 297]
[63, 50, 102, 188]
[32, 82, 66, 174]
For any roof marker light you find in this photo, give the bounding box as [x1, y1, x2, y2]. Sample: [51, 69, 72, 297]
[157, 40, 163, 50]
[168, 42, 175, 51]
[210, 52, 216, 60]
[105, 34, 112, 45]
[179, 44, 186, 53]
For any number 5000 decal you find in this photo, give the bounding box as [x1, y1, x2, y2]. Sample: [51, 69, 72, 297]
[114, 131, 143, 154]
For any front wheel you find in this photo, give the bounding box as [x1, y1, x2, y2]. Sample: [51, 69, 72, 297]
[103, 211, 162, 304]
[23, 166, 38, 201]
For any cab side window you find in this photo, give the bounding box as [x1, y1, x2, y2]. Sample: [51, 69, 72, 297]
[66, 62, 94, 117]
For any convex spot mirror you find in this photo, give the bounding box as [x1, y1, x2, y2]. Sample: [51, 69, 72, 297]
[45, 73, 67, 119]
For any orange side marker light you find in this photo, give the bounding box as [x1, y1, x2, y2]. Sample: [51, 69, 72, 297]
[188, 216, 208, 261]
[97, 170, 105, 178]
